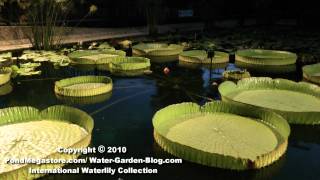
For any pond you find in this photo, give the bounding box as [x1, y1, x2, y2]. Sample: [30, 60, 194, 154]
[0, 61, 319, 180]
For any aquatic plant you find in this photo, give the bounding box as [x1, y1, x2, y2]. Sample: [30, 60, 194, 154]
[10, 65, 41, 77]
[109, 57, 151, 76]
[133, 43, 184, 62]
[223, 70, 251, 81]
[235, 61, 296, 74]
[303, 63, 320, 85]
[179, 50, 229, 64]
[153, 101, 290, 170]
[68, 49, 125, 65]
[56, 92, 112, 105]
[19, 50, 71, 66]
[0, 105, 93, 179]
[0, 67, 12, 85]
[235, 49, 297, 65]
[219, 77, 320, 125]
[55, 76, 113, 97]
[0, 52, 12, 66]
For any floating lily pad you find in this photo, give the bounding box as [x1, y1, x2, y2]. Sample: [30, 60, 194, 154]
[55, 76, 113, 97]
[133, 43, 184, 62]
[303, 63, 320, 85]
[235, 49, 297, 65]
[0, 67, 12, 85]
[10, 65, 41, 77]
[219, 77, 320, 124]
[0, 52, 12, 66]
[179, 50, 229, 64]
[0, 105, 93, 179]
[109, 57, 151, 76]
[68, 49, 125, 65]
[235, 61, 296, 74]
[223, 70, 251, 81]
[153, 101, 290, 170]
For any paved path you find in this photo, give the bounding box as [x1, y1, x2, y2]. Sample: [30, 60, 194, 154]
[0, 23, 203, 52]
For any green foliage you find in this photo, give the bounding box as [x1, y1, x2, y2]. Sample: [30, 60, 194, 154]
[236, 49, 297, 65]
[219, 77, 320, 125]
[303, 63, 320, 85]
[55, 75, 113, 97]
[223, 70, 251, 81]
[109, 57, 151, 76]
[153, 101, 290, 170]
[179, 50, 229, 64]
[0, 105, 93, 179]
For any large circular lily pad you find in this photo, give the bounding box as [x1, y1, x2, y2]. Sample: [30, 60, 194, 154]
[179, 50, 229, 64]
[0, 67, 12, 86]
[0, 105, 93, 179]
[303, 63, 320, 85]
[219, 77, 320, 124]
[55, 76, 113, 97]
[68, 49, 126, 65]
[133, 43, 183, 62]
[235, 49, 297, 65]
[153, 101, 290, 170]
[109, 57, 151, 76]
[223, 70, 251, 81]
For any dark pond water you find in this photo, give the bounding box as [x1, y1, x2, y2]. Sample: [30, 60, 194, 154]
[0, 61, 319, 180]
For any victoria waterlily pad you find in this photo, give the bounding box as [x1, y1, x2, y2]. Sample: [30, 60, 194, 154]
[219, 77, 320, 125]
[0, 105, 93, 179]
[68, 49, 125, 65]
[235, 61, 296, 74]
[10, 65, 41, 77]
[109, 57, 151, 76]
[179, 50, 229, 64]
[303, 63, 320, 85]
[56, 92, 112, 105]
[235, 49, 297, 65]
[153, 101, 290, 170]
[55, 76, 113, 97]
[0, 67, 12, 85]
[223, 70, 251, 81]
[133, 43, 184, 62]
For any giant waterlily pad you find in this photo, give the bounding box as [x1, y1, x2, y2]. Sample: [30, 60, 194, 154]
[219, 77, 320, 125]
[235, 61, 296, 74]
[133, 43, 184, 62]
[0, 67, 12, 85]
[0, 105, 93, 179]
[303, 63, 320, 85]
[153, 101, 290, 170]
[68, 49, 125, 65]
[109, 57, 151, 76]
[56, 92, 112, 105]
[0, 83, 13, 96]
[179, 50, 229, 64]
[55, 76, 113, 97]
[235, 49, 297, 65]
